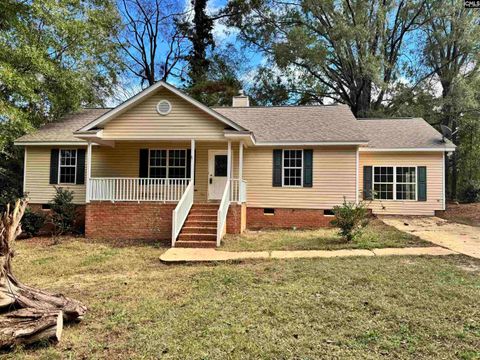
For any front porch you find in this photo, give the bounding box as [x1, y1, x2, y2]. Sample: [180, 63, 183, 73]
[83, 140, 247, 247]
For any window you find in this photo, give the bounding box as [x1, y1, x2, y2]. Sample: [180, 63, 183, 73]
[283, 150, 303, 186]
[149, 149, 187, 178]
[396, 167, 417, 200]
[373, 166, 394, 200]
[373, 166, 417, 201]
[59, 149, 77, 184]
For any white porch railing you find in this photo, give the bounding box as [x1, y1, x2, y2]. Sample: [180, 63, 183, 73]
[230, 179, 247, 203]
[172, 180, 194, 247]
[89, 178, 190, 202]
[217, 179, 231, 246]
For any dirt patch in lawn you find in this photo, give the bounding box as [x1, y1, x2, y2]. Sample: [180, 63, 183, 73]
[439, 203, 480, 227]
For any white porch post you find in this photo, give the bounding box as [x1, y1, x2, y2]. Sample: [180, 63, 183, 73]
[238, 141, 243, 182]
[238, 142, 244, 204]
[355, 146, 359, 204]
[190, 139, 195, 183]
[227, 141, 232, 181]
[86, 141, 92, 203]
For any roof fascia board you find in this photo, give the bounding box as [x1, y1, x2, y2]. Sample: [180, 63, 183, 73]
[14, 141, 94, 146]
[78, 81, 246, 132]
[360, 147, 456, 152]
[255, 141, 369, 146]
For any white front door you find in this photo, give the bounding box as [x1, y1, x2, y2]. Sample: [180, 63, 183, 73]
[208, 150, 228, 200]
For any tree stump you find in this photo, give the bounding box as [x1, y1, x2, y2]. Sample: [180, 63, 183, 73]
[0, 199, 87, 348]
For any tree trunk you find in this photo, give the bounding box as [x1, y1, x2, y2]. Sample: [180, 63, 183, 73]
[0, 199, 86, 349]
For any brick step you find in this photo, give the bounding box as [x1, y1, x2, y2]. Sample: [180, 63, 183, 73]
[191, 204, 219, 210]
[181, 226, 217, 235]
[184, 220, 217, 228]
[175, 240, 216, 248]
[187, 214, 217, 221]
[178, 233, 216, 241]
[189, 209, 218, 215]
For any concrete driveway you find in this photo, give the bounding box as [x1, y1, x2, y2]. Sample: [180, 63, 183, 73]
[380, 216, 480, 259]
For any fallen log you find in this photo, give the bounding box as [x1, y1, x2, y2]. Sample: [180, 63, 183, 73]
[0, 308, 62, 348]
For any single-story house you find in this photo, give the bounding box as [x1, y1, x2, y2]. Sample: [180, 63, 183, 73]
[15, 81, 455, 247]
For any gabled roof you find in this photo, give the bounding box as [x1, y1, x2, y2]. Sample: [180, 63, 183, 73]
[15, 109, 110, 144]
[357, 118, 456, 150]
[14, 81, 455, 151]
[77, 81, 246, 132]
[213, 104, 369, 144]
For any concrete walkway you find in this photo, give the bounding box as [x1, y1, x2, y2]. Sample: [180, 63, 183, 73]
[380, 216, 480, 259]
[160, 246, 456, 263]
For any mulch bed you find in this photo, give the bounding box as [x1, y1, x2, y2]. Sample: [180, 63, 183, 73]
[439, 203, 480, 227]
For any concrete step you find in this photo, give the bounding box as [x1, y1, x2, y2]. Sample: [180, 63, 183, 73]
[181, 226, 217, 235]
[175, 240, 216, 248]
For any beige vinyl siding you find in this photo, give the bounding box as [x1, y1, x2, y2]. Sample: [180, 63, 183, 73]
[243, 147, 357, 209]
[24, 146, 86, 204]
[101, 88, 227, 140]
[91, 141, 238, 202]
[359, 152, 444, 215]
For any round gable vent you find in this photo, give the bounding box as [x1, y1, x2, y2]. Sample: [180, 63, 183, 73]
[156, 99, 172, 115]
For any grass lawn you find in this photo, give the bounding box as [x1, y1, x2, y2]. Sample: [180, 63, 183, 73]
[5, 237, 480, 359]
[222, 219, 433, 251]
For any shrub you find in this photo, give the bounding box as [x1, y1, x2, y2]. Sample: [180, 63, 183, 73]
[459, 180, 480, 203]
[49, 187, 76, 237]
[21, 208, 46, 237]
[331, 198, 370, 242]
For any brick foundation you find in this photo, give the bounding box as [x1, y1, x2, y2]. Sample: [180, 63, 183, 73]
[85, 202, 176, 241]
[29, 204, 85, 234]
[246, 207, 333, 230]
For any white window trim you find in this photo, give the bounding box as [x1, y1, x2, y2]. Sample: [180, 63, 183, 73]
[148, 149, 188, 179]
[58, 149, 77, 185]
[372, 166, 418, 201]
[282, 149, 303, 187]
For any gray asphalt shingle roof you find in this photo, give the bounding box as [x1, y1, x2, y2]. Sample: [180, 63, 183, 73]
[15, 105, 454, 150]
[357, 118, 454, 149]
[15, 108, 110, 143]
[213, 105, 368, 143]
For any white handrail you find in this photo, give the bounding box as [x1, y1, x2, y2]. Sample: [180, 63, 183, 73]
[229, 179, 247, 203]
[89, 178, 189, 202]
[171, 180, 194, 247]
[217, 180, 231, 246]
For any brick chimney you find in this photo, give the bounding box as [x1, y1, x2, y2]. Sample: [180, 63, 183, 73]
[232, 90, 249, 107]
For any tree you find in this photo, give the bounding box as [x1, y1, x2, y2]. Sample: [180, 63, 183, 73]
[179, 0, 215, 86]
[0, 0, 122, 207]
[117, 0, 188, 86]
[420, 0, 480, 199]
[178, 0, 244, 105]
[227, 0, 427, 116]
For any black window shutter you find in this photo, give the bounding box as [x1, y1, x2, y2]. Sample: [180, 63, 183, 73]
[418, 166, 427, 201]
[139, 149, 149, 177]
[363, 166, 373, 200]
[272, 149, 282, 187]
[303, 149, 313, 187]
[76, 149, 86, 185]
[186, 149, 191, 178]
[50, 149, 59, 185]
